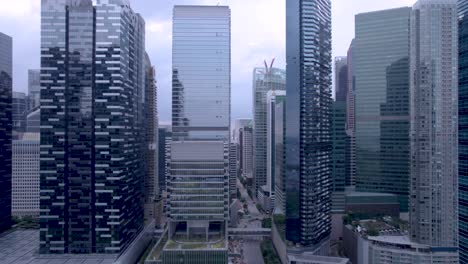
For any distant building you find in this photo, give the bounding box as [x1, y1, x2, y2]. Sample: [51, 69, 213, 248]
[12, 133, 40, 218]
[346, 41, 356, 187]
[239, 122, 253, 181]
[0, 32, 12, 233]
[264, 90, 286, 212]
[158, 126, 171, 192]
[229, 142, 239, 201]
[26, 108, 40, 133]
[252, 64, 286, 199]
[28, 70, 40, 109]
[354, 7, 411, 212]
[12, 92, 28, 133]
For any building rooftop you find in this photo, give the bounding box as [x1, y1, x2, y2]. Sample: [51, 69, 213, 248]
[0, 230, 117, 264]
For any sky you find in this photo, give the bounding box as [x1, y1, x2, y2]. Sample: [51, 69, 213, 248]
[0, 0, 415, 124]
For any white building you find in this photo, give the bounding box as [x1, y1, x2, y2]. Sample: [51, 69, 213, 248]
[12, 133, 39, 218]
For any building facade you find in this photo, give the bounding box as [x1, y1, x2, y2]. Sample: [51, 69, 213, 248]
[239, 123, 253, 180]
[354, 7, 411, 212]
[40, 0, 146, 254]
[158, 126, 171, 193]
[144, 53, 159, 222]
[12, 92, 28, 134]
[0, 32, 12, 233]
[410, 0, 459, 250]
[346, 41, 356, 187]
[28, 69, 41, 110]
[266, 90, 286, 212]
[229, 142, 238, 201]
[459, 0, 468, 262]
[165, 6, 231, 262]
[12, 133, 40, 218]
[285, 0, 332, 248]
[253, 64, 286, 198]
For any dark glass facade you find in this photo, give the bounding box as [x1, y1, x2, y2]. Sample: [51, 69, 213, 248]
[354, 7, 411, 212]
[0, 32, 12, 233]
[285, 0, 332, 247]
[460, 0, 468, 261]
[12, 92, 28, 133]
[158, 127, 171, 192]
[40, 0, 146, 254]
[331, 101, 347, 194]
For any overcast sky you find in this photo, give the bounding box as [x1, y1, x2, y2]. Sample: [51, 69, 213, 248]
[0, 0, 415, 123]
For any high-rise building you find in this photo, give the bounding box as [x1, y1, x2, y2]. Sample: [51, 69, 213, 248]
[40, 0, 146, 254]
[335, 57, 348, 102]
[158, 126, 171, 193]
[410, 0, 458, 250]
[252, 64, 286, 199]
[459, 0, 468, 261]
[28, 69, 40, 110]
[273, 94, 286, 214]
[0, 32, 12, 233]
[164, 6, 231, 263]
[229, 142, 238, 201]
[12, 133, 40, 218]
[264, 90, 286, 212]
[233, 118, 251, 143]
[12, 92, 28, 133]
[144, 53, 159, 222]
[265, 90, 286, 213]
[285, 0, 332, 251]
[26, 108, 40, 133]
[346, 41, 356, 187]
[239, 122, 253, 181]
[354, 7, 411, 212]
[331, 56, 349, 213]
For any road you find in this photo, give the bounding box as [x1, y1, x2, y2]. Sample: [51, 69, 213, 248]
[242, 241, 265, 264]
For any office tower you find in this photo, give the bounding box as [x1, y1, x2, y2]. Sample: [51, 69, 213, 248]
[40, 0, 146, 254]
[12, 92, 28, 133]
[410, 0, 458, 249]
[335, 57, 348, 102]
[229, 143, 238, 201]
[143, 53, 159, 221]
[331, 102, 347, 209]
[266, 90, 286, 213]
[158, 126, 171, 192]
[252, 63, 286, 199]
[354, 7, 411, 212]
[12, 133, 40, 218]
[460, 0, 468, 261]
[239, 122, 253, 180]
[26, 108, 40, 133]
[233, 118, 251, 142]
[28, 70, 40, 110]
[285, 0, 332, 250]
[163, 6, 230, 263]
[0, 32, 12, 233]
[346, 41, 356, 187]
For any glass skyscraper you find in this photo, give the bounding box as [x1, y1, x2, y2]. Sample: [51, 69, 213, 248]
[253, 64, 286, 199]
[410, 0, 458, 250]
[354, 7, 411, 212]
[0, 32, 12, 233]
[28, 69, 41, 110]
[285, 0, 332, 250]
[40, 0, 146, 254]
[459, 0, 468, 261]
[164, 6, 230, 263]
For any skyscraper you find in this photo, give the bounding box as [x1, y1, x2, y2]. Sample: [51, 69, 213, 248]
[163, 6, 230, 263]
[12, 92, 28, 133]
[285, 0, 332, 250]
[266, 90, 286, 213]
[354, 7, 411, 212]
[158, 126, 171, 192]
[239, 122, 253, 181]
[346, 41, 356, 187]
[229, 142, 238, 201]
[335, 57, 348, 102]
[273, 94, 286, 214]
[410, 0, 458, 249]
[459, 0, 468, 261]
[40, 0, 146, 254]
[144, 53, 159, 222]
[12, 133, 40, 218]
[28, 69, 41, 110]
[0, 32, 12, 233]
[252, 64, 286, 199]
